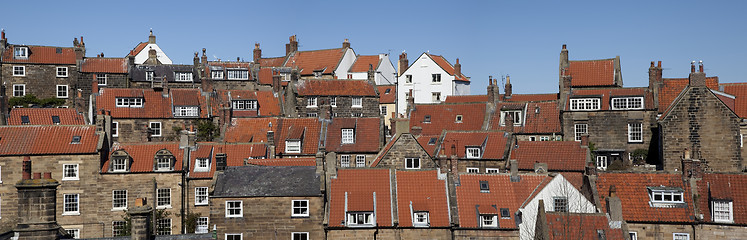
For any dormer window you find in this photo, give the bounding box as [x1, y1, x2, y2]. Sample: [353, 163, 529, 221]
[232, 100, 258, 110]
[14, 47, 28, 59]
[286, 140, 301, 153]
[352, 97, 363, 108]
[479, 181, 489, 193]
[341, 128, 354, 144]
[227, 69, 249, 80]
[648, 187, 685, 207]
[307, 97, 317, 108]
[611, 97, 644, 110]
[466, 147, 481, 159]
[155, 150, 175, 171]
[116, 98, 144, 107]
[146, 71, 154, 81]
[211, 69, 224, 79]
[112, 157, 127, 172]
[423, 115, 431, 123]
[413, 212, 429, 227]
[500, 110, 522, 126]
[712, 200, 733, 223]
[480, 214, 497, 228]
[347, 212, 374, 227]
[500, 208, 510, 219]
[174, 106, 199, 117]
[174, 72, 193, 82]
[570, 98, 600, 111]
[195, 158, 210, 172]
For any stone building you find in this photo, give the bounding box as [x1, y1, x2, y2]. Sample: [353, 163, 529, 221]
[201, 55, 267, 92]
[371, 132, 437, 170]
[426, 131, 511, 174]
[326, 117, 383, 169]
[377, 85, 396, 132]
[78, 56, 131, 111]
[212, 89, 282, 126]
[396, 52, 471, 114]
[293, 79, 380, 118]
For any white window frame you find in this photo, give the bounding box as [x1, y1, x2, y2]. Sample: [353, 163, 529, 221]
[112, 157, 127, 172]
[628, 123, 643, 143]
[341, 128, 354, 144]
[225, 233, 243, 240]
[352, 97, 363, 108]
[211, 70, 224, 79]
[292, 200, 309, 217]
[195, 158, 209, 172]
[115, 98, 144, 107]
[500, 110, 523, 126]
[611, 97, 644, 110]
[97, 74, 107, 86]
[56, 67, 68, 77]
[413, 211, 429, 227]
[307, 97, 317, 108]
[405, 158, 420, 169]
[596, 156, 608, 170]
[574, 123, 588, 141]
[330, 97, 337, 107]
[195, 187, 209, 206]
[486, 168, 500, 174]
[292, 232, 309, 240]
[56, 85, 69, 99]
[540, 136, 550, 141]
[174, 106, 199, 117]
[480, 214, 497, 228]
[63, 194, 80, 215]
[650, 190, 684, 204]
[347, 212, 375, 226]
[569, 98, 601, 111]
[673, 233, 690, 240]
[112, 190, 127, 210]
[285, 140, 301, 153]
[66, 229, 80, 239]
[174, 72, 193, 82]
[14, 47, 28, 59]
[432, 73, 441, 83]
[629, 232, 638, 240]
[227, 69, 249, 80]
[156, 156, 171, 171]
[13, 66, 25, 76]
[62, 164, 79, 181]
[157, 188, 171, 209]
[467, 167, 479, 173]
[340, 155, 350, 168]
[226, 201, 243, 218]
[146, 71, 154, 81]
[355, 155, 366, 167]
[149, 122, 162, 137]
[432, 92, 441, 102]
[156, 218, 171, 235]
[466, 147, 481, 159]
[380, 105, 387, 115]
[232, 100, 257, 110]
[13, 84, 25, 97]
[112, 121, 119, 137]
[195, 217, 209, 233]
[712, 200, 733, 223]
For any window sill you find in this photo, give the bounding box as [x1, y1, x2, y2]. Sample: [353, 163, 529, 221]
[352, 106, 363, 108]
[225, 216, 243, 218]
[57, 76, 68, 78]
[291, 215, 310, 218]
[112, 208, 127, 211]
[195, 203, 209, 206]
[306, 106, 318, 109]
[13, 75, 25, 77]
[57, 97, 69, 99]
[156, 205, 172, 210]
[62, 178, 79, 181]
[62, 212, 80, 216]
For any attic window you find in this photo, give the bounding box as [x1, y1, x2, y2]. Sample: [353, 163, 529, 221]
[479, 181, 489, 193]
[14, 47, 28, 59]
[52, 116, 60, 125]
[384, 88, 391, 94]
[56, 48, 62, 54]
[466, 147, 481, 159]
[427, 138, 437, 145]
[71, 136, 81, 144]
[648, 187, 685, 207]
[423, 115, 431, 123]
[21, 116, 30, 124]
[500, 208, 510, 219]
[455, 115, 463, 123]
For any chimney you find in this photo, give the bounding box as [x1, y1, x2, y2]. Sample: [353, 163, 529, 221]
[342, 38, 350, 49]
[504, 75, 512, 99]
[649, 61, 663, 109]
[534, 200, 550, 240]
[367, 63, 376, 84]
[689, 61, 706, 87]
[75, 89, 85, 115]
[453, 58, 461, 78]
[15, 160, 62, 239]
[505, 112, 514, 133]
[286, 35, 298, 56]
[23, 156, 31, 180]
[145, 47, 160, 65]
[216, 153, 227, 171]
[253, 43, 262, 63]
[406, 89, 415, 114]
[605, 186, 624, 225]
[0, 29, 6, 51]
[74, 37, 86, 64]
[580, 134, 589, 147]
[510, 159, 520, 182]
[398, 51, 409, 76]
[559, 44, 570, 108]
[148, 29, 156, 44]
[129, 198, 153, 240]
[487, 76, 495, 103]
[201, 48, 208, 65]
[267, 130, 276, 158]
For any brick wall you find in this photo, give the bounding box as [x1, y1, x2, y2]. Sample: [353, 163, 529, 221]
[210, 196, 324, 240]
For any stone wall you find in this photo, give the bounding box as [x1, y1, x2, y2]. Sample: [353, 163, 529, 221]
[695, 224, 747, 240]
[2, 63, 79, 107]
[562, 110, 657, 155]
[113, 118, 201, 143]
[453, 229, 519, 239]
[210, 196, 324, 240]
[627, 222, 695, 240]
[375, 134, 436, 170]
[297, 96, 380, 118]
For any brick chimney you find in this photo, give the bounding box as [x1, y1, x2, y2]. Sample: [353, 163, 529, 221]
[367, 63, 376, 84]
[267, 130, 276, 158]
[580, 134, 589, 147]
[144, 47, 160, 65]
[398, 51, 408, 77]
[201, 48, 208, 65]
[74, 36, 86, 65]
[504, 75, 512, 99]
[649, 61, 663, 109]
[286, 35, 298, 56]
[559, 44, 570, 109]
[0, 29, 6, 51]
[15, 160, 63, 239]
[148, 29, 156, 44]
[342, 38, 350, 49]
[129, 198, 153, 240]
[453, 58, 461, 78]
[505, 111, 514, 133]
[253, 43, 262, 63]
[689, 61, 706, 87]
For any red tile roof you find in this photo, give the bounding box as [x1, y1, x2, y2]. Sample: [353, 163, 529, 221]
[188, 143, 267, 178]
[596, 173, 696, 223]
[502, 93, 559, 102]
[1, 45, 76, 64]
[444, 95, 488, 103]
[8, 108, 86, 125]
[130, 42, 148, 56]
[410, 103, 486, 135]
[102, 142, 183, 173]
[490, 101, 561, 134]
[284, 48, 346, 76]
[511, 141, 587, 172]
[566, 87, 654, 111]
[275, 118, 322, 155]
[427, 53, 469, 81]
[567, 59, 615, 87]
[349, 55, 380, 73]
[416, 135, 441, 157]
[224, 118, 278, 143]
[326, 118, 380, 153]
[257, 68, 274, 85]
[329, 169, 393, 227]
[245, 158, 316, 167]
[719, 83, 747, 118]
[544, 212, 624, 240]
[659, 77, 719, 113]
[456, 174, 550, 228]
[371, 133, 432, 168]
[697, 173, 747, 225]
[0, 126, 99, 156]
[257, 57, 286, 67]
[96, 88, 209, 119]
[377, 85, 396, 104]
[440, 131, 509, 159]
[296, 79, 377, 96]
[214, 90, 282, 117]
[396, 170, 450, 227]
[80, 58, 128, 73]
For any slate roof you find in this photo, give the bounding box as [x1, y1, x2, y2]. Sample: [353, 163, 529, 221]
[329, 169, 393, 227]
[348, 55, 380, 73]
[566, 87, 654, 111]
[245, 158, 316, 167]
[223, 118, 278, 143]
[567, 59, 615, 87]
[697, 173, 747, 225]
[596, 173, 696, 223]
[8, 108, 86, 125]
[456, 174, 551, 228]
[511, 141, 587, 172]
[80, 58, 128, 73]
[102, 142, 183, 173]
[188, 143, 267, 179]
[130, 64, 199, 83]
[490, 101, 561, 134]
[426, 53, 469, 81]
[0, 125, 99, 156]
[213, 90, 282, 117]
[96, 88, 209, 119]
[719, 83, 747, 118]
[296, 79, 377, 96]
[410, 103, 486, 135]
[396, 170, 451, 227]
[658, 77, 719, 114]
[1, 45, 76, 64]
[213, 165, 321, 197]
[544, 212, 624, 240]
[284, 48, 346, 76]
[205, 61, 253, 81]
[377, 85, 396, 104]
[438, 131, 509, 159]
[326, 118, 380, 153]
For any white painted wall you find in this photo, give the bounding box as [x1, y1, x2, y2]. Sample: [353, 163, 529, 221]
[133, 43, 173, 65]
[334, 48, 357, 78]
[454, 81, 471, 95]
[349, 54, 397, 85]
[518, 174, 597, 240]
[397, 53, 457, 114]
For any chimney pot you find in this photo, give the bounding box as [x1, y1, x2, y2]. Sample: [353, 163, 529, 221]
[43, 172, 52, 179]
[699, 61, 704, 73]
[562, 44, 567, 50]
[657, 61, 662, 68]
[650, 61, 655, 68]
[33, 172, 41, 179]
[22, 157, 31, 180]
[1, 29, 5, 40]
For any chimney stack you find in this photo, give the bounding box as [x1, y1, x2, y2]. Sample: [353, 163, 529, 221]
[580, 134, 589, 147]
[267, 130, 276, 158]
[253, 43, 262, 63]
[0, 29, 6, 51]
[510, 159, 520, 182]
[398, 52, 409, 76]
[15, 159, 62, 239]
[649, 61, 663, 109]
[342, 38, 350, 49]
[453, 58, 461, 78]
[504, 75, 512, 99]
[286, 35, 298, 56]
[487, 76, 495, 103]
[367, 64, 376, 84]
[129, 198, 153, 240]
[148, 29, 156, 44]
[689, 61, 706, 87]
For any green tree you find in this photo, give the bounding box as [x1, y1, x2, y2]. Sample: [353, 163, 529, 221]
[195, 120, 218, 141]
[8, 94, 65, 108]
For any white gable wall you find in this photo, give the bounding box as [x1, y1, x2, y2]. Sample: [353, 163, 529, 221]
[397, 53, 456, 114]
[349, 54, 397, 85]
[134, 43, 173, 65]
[334, 48, 357, 78]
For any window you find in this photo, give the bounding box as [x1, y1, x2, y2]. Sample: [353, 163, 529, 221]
[466, 147, 481, 159]
[63, 194, 79, 215]
[342, 128, 354, 144]
[574, 123, 588, 141]
[13, 66, 25, 76]
[486, 168, 500, 174]
[149, 122, 162, 137]
[285, 140, 301, 153]
[226, 233, 243, 240]
[13, 84, 25, 97]
[292, 232, 309, 240]
[423, 115, 431, 123]
[51, 115, 60, 125]
[195, 217, 208, 233]
[330, 97, 337, 107]
[174, 106, 199, 117]
[110, 121, 118, 137]
[14, 47, 28, 59]
[195, 187, 209, 205]
[307, 112, 318, 117]
[467, 168, 479, 173]
[356, 155, 366, 167]
[500, 208, 510, 218]
[673, 233, 690, 240]
[112, 221, 126, 236]
[211, 70, 224, 79]
[112, 190, 127, 210]
[405, 75, 412, 83]
[227, 69, 249, 80]
[649, 189, 684, 204]
[405, 158, 420, 169]
[529, 136, 536, 141]
[540, 136, 550, 141]
[226, 201, 243, 218]
[307, 97, 317, 108]
[62, 164, 79, 181]
[427, 138, 437, 145]
[501, 110, 522, 126]
[157, 188, 171, 208]
[455, 115, 463, 123]
[71, 136, 81, 144]
[115, 98, 144, 107]
[432, 73, 441, 83]
[347, 212, 374, 226]
[352, 112, 362, 117]
[156, 218, 171, 235]
[112, 157, 126, 172]
[629, 232, 638, 240]
[553, 197, 568, 212]
[352, 97, 363, 108]
[413, 212, 429, 227]
[56, 67, 68, 77]
[479, 181, 489, 192]
[56, 85, 68, 98]
[340, 155, 350, 168]
[569, 98, 601, 111]
[156, 156, 171, 171]
[432, 92, 441, 102]
[712, 200, 733, 223]
[146, 71, 154, 81]
[596, 156, 608, 170]
[232, 100, 258, 110]
[628, 123, 643, 142]
[292, 200, 309, 217]
[480, 215, 497, 228]
[380, 105, 387, 115]
[66, 229, 80, 239]
[174, 72, 193, 82]
[611, 97, 644, 110]
[97, 74, 107, 86]
[195, 158, 209, 172]
[385, 88, 391, 94]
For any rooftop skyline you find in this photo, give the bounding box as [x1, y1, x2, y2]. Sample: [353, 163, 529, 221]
[2, 0, 745, 94]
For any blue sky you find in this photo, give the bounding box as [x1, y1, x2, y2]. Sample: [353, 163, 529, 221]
[2, 0, 745, 94]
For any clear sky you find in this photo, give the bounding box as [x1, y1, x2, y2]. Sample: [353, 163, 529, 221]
[2, 0, 745, 94]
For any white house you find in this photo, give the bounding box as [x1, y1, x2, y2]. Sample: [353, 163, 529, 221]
[397, 52, 470, 114]
[348, 54, 397, 85]
[130, 29, 173, 65]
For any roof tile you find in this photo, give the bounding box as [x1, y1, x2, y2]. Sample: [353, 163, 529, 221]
[284, 48, 346, 75]
[2, 45, 76, 64]
[596, 173, 696, 223]
[410, 103, 486, 135]
[396, 170, 450, 227]
[456, 174, 550, 228]
[329, 169, 392, 227]
[326, 118, 380, 153]
[511, 141, 587, 172]
[8, 108, 85, 125]
[0, 126, 99, 156]
[568, 59, 615, 87]
[80, 58, 128, 73]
